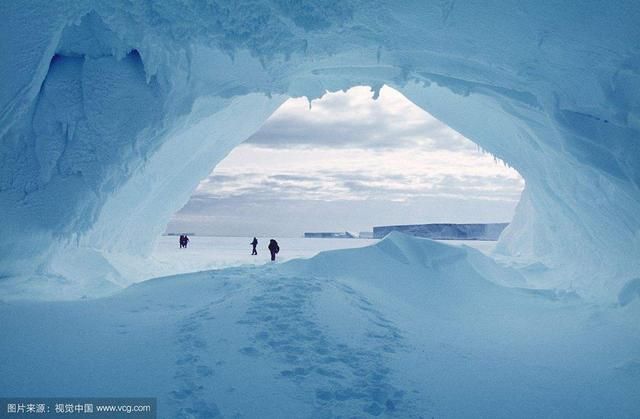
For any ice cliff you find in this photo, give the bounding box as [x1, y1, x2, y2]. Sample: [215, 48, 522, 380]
[372, 223, 509, 240]
[1, 1, 639, 301]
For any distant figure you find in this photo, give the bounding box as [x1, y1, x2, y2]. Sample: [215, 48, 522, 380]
[179, 234, 190, 249]
[251, 237, 258, 255]
[268, 239, 280, 262]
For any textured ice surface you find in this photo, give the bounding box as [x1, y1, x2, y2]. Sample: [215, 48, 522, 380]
[1, 1, 640, 300]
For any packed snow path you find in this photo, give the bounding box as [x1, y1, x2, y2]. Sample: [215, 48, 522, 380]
[1, 235, 639, 417]
[163, 267, 413, 418]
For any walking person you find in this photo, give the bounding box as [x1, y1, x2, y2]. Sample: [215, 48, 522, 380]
[183, 234, 190, 248]
[251, 237, 258, 255]
[179, 235, 185, 248]
[268, 239, 280, 262]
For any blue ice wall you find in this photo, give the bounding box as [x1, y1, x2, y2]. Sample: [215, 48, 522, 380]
[1, 0, 639, 300]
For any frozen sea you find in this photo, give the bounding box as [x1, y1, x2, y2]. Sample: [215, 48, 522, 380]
[143, 235, 496, 279]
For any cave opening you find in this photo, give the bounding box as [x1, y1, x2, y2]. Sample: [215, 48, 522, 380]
[155, 85, 524, 276]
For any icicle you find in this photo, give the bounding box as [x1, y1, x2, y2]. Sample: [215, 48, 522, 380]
[371, 84, 382, 100]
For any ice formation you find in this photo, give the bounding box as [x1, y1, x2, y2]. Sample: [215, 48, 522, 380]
[372, 223, 509, 240]
[1, 1, 640, 301]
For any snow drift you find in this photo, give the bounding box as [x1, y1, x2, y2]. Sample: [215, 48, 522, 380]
[1, 1, 640, 300]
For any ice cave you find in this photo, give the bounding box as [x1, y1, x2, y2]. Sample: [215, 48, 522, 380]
[1, 1, 639, 418]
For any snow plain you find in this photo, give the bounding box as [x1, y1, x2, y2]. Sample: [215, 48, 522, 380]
[1, 233, 638, 418]
[125, 236, 496, 280]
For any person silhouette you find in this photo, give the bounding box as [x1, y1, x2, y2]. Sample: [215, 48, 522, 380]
[268, 239, 280, 262]
[251, 237, 258, 255]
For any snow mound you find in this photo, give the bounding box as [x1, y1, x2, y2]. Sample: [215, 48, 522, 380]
[284, 231, 528, 292]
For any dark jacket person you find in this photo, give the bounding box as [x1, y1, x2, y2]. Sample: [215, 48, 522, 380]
[251, 237, 258, 255]
[268, 239, 280, 261]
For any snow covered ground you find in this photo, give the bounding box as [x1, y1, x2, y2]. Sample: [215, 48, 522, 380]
[147, 236, 381, 275]
[2, 234, 638, 418]
[118, 235, 496, 280]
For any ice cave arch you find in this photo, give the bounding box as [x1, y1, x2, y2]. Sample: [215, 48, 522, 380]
[1, 1, 639, 301]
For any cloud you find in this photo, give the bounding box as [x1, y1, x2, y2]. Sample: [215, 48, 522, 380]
[244, 86, 475, 152]
[169, 85, 525, 236]
[186, 167, 523, 209]
[168, 193, 521, 237]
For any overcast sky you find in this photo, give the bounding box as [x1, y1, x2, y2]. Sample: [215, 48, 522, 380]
[167, 86, 524, 237]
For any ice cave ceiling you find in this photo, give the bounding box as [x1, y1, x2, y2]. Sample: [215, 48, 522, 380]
[1, 0, 639, 300]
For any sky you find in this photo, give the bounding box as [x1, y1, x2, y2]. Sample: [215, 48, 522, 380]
[166, 86, 524, 237]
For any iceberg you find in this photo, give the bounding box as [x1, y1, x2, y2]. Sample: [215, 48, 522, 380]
[304, 232, 356, 239]
[372, 223, 509, 240]
[2, 1, 639, 300]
